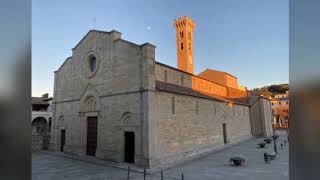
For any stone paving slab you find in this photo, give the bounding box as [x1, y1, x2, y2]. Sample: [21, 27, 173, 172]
[32, 131, 288, 180]
[41, 136, 254, 174]
[152, 130, 288, 180]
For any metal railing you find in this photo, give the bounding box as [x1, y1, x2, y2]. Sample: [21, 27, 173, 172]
[126, 166, 185, 180]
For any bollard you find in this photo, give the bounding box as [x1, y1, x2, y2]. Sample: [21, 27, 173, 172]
[264, 153, 270, 164]
[273, 139, 278, 154]
[143, 168, 146, 180]
[161, 171, 163, 180]
[127, 166, 130, 180]
[182, 173, 184, 180]
[281, 143, 283, 149]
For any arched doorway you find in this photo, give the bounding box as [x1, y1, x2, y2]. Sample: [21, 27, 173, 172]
[119, 112, 135, 163]
[32, 117, 47, 135]
[79, 87, 102, 157]
[81, 95, 99, 157]
[31, 117, 49, 150]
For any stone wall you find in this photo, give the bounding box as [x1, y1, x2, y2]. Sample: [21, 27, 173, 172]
[192, 76, 227, 97]
[155, 63, 246, 99]
[51, 93, 147, 163]
[260, 98, 273, 137]
[249, 97, 263, 137]
[155, 63, 192, 88]
[227, 86, 248, 99]
[32, 135, 43, 151]
[51, 30, 155, 167]
[225, 74, 238, 89]
[32, 134, 50, 151]
[249, 96, 273, 137]
[148, 90, 252, 167]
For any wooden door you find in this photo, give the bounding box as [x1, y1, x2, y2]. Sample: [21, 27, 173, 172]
[60, 129, 65, 152]
[86, 117, 97, 156]
[223, 123, 228, 144]
[124, 132, 135, 163]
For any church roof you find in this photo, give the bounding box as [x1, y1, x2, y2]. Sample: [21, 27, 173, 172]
[155, 61, 244, 91]
[56, 56, 72, 73]
[156, 81, 249, 106]
[198, 68, 238, 79]
[31, 97, 51, 105]
[71, 30, 122, 50]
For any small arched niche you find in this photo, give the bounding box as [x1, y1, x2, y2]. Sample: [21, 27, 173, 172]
[84, 96, 96, 112]
[120, 112, 132, 125]
[57, 115, 64, 128]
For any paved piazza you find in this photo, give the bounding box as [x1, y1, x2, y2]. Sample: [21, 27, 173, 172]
[32, 131, 288, 180]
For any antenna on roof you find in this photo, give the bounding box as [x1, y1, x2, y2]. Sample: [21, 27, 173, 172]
[92, 17, 96, 30]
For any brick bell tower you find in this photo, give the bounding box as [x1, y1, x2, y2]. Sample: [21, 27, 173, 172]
[174, 16, 196, 74]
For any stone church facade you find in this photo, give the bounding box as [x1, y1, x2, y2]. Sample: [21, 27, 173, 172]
[50, 16, 269, 168]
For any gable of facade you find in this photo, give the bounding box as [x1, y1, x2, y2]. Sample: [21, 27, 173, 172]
[54, 30, 154, 103]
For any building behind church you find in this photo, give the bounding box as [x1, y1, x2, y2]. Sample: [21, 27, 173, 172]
[271, 91, 289, 128]
[32, 93, 53, 151]
[50, 16, 272, 168]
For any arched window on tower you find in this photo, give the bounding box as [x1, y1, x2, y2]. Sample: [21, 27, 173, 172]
[180, 31, 184, 38]
[181, 42, 183, 50]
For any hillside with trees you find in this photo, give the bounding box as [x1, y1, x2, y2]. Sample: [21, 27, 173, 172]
[250, 84, 289, 97]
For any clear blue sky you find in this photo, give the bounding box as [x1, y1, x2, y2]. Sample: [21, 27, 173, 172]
[32, 0, 288, 97]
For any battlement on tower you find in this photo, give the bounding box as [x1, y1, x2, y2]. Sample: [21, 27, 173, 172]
[173, 16, 196, 29]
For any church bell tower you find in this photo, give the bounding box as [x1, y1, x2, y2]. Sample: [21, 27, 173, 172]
[174, 16, 196, 74]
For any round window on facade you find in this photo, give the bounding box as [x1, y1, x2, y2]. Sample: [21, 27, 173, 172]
[84, 52, 99, 78]
[88, 55, 97, 72]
